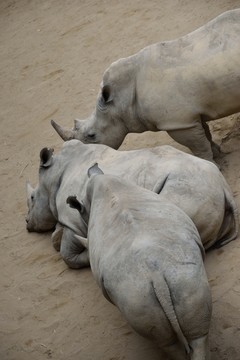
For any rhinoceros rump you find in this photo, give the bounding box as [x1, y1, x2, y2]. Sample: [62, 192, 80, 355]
[51, 9, 240, 162]
[66, 164, 212, 360]
[26, 140, 238, 268]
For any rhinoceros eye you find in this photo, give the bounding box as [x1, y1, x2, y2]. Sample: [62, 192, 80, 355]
[31, 194, 34, 201]
[87, 133, 95, 140]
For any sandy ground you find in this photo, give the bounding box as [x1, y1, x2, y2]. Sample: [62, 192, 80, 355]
[1, 1, 240, 359]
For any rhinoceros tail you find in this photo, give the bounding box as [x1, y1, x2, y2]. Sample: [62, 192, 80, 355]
[214, 186, 239, 248]
[152, 276, 191, 355]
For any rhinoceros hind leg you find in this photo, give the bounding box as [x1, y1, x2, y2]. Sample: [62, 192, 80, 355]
[161, 341, 189, 360]
[167, 122, 214, 163]
[160, 335, 210, 359]
[211, 142, 221, 158]
[189, 335, 210, 360]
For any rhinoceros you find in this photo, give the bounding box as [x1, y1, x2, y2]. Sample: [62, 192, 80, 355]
[66, 164, 212, 360]
[26, 140, 238, 268]
[51, 9, 240, 162]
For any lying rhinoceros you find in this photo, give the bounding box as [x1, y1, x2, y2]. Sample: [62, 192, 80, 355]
[51, 9, 240, 162]
[66, 164, 212, 360]
[26, 140, 238, 268]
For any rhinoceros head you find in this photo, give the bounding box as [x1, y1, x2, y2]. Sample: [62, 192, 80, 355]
[25, 148, 57, 232]
[51, 58, 139, 148]
[51, 104, 128, 150]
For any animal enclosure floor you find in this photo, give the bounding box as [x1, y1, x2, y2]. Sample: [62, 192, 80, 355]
[0, 1, 240, 359]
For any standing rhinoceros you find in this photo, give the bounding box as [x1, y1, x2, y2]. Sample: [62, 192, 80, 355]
[66, 164, 212, 360]
[51, 9, 240, 162]
[26, 140, 238, 268]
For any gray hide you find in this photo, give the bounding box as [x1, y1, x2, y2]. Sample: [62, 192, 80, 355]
[26, 140, 238, 268]
[66, 167, 212, 360]
[51, 9, 240, 163]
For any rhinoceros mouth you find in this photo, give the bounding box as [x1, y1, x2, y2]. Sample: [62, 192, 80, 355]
[26, 219, 55, 233]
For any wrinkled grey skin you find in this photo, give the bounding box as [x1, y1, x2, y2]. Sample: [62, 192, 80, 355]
[26, 140, 238, 268]
[51, 9, 240, 163]
[66, 166, 212, 360]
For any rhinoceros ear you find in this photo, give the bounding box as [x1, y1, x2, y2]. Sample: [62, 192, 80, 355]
[40, 147, 54, 168]
[101, 85, 113, 103]
[87, 163, 104, 178]
[67, 195, 85, 214]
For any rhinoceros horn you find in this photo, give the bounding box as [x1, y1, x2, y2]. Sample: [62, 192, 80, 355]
[51, 119, 76, 141]
[26, 180, 34, 199]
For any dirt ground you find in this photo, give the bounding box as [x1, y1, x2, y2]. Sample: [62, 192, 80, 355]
[1, 1, 240, 359]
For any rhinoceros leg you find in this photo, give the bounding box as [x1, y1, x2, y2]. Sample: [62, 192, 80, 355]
[189, 335, 210, 360]
[167, 122, 214, 162]
[201, 120, 221, 158]
[51, 223, 64, 251]
[163, 335, 210, 359]
[161, 341, 189, 360]
[60, 227, 90, 269]
[211, 187, 239, 249]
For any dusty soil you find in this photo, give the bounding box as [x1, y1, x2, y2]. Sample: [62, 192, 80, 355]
[1, 1, 240, 359]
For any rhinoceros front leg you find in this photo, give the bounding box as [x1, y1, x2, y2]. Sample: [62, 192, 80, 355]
[60, 227, 90, 269]
[51, 223, 63, 251]
[167, 121, 214, 163]
[201, 120, 221, 158]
